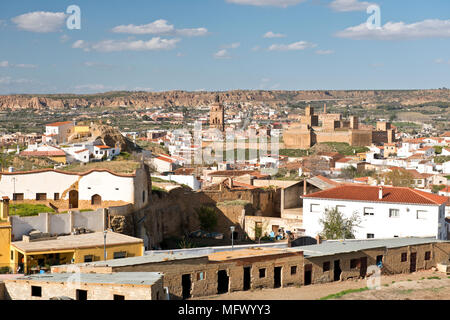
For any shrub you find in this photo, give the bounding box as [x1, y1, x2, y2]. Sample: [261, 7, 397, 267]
[196, 206, 218, 232]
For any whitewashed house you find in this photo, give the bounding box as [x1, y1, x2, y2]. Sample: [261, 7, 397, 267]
[302, 185, 448, 240]
[43, 121, 74, 144]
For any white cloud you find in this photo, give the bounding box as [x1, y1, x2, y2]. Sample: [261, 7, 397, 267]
[11, 11, 66, 33]
[15, 63, 37, 68]
[226, 0, 305, 8]
[263, 31, 286, 38]
[91, 38, 180, 52]
[214, 49, 231, 59]
[112, 19, 208, 37]
[435, 58, 450, 65]
[0, 77, 33, 85]
[316, 49, 334, 55]
[0, 61, 37, 68]
[329, 0, 374, 12]
[268, 41, 317, 51]
[336, 19, 450, 40]
[72, 40, 90, 52]
[176, 28, 209, 37]
[222, 42, 241, 49]
[74, 84, 107, 92]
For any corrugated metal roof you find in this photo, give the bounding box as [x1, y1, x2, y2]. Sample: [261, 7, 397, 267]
[291, 237, 446, 258]
[11, 272, 162, 286]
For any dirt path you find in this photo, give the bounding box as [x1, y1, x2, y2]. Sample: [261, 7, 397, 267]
[193, 270, 449, 300]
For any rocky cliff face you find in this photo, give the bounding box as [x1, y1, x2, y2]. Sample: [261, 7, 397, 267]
[1, 89, 448, 110]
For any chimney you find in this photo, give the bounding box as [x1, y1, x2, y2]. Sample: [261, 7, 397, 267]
[0, 196, 10, 220]
[378, 186, 383, 200]
[228, 177, 233, 188]
[303, 178, 307, 195]
[315, 234, 322, 245]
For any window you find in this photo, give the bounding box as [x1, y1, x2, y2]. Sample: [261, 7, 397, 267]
[310, 204, 320, 213]
[376, 255, 383, 266]
[367, 233, 375, 239]
[54, 193, 60, 201]
[389, 209, 400, 218]
[84, 255, 93, 263]
[350, 259, 359, 269]
[113, 251, 127, 259]
[197, 272, 205, 281]
[76, 289, 88, 300]
[113, 294, 125, 300]
[323, 261, 330, 272]
[401, 253, 407, 262]
[416, 210, 427, 220]
[290, 266, 297, 275]
[36, 193, 47, 201]
[13, 193, 24, 201]
[31, 286, 42, 297]
[425, 251, 431, 261]
[364, 207, 374, 216]
[259, 268, 266, 278]
[10, 250, 13, 260]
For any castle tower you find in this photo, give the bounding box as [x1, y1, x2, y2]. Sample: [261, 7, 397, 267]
[324, 103, 327, 114]
[210, 95, 225, 131]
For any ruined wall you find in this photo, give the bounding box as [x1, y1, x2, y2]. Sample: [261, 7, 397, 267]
[283, 128, 312, 149]
[349, 130, 372, 147]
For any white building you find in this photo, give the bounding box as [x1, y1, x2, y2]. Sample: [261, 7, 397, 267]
[43, 121, 74, 144]
[0, 167, 149, 211]
[302, 185, 447, 240]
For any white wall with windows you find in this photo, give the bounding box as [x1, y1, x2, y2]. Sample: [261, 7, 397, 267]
[303, 198, 447, 240]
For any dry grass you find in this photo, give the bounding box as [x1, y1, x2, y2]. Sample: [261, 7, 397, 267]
[60, 160, 140, 174]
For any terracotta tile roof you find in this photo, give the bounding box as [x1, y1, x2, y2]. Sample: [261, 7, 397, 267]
[95, 145, 112, 149]
[303, 185, 448, 205]
[156, 156, 175, 163]
[46, 121, 73, 127]
[20, 150, 66, 157]
[173, 168, 195, 175]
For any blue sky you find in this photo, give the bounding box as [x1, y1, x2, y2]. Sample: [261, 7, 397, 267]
[0, 0, 449, 94]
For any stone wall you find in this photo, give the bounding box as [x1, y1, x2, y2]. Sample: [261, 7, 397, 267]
[4, 277, 163, 300]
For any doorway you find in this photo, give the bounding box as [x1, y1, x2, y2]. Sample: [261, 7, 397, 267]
[410, 253, 417, 273]
[360, 257, 367, 278]
[243, 267, 251, 291]
[91, 194, 102, 206]
[69, 190, 78, 209]
[217, 270, 229, 294]
[304, 264, 312, 285]
[182, 274, 191, 299]
[274, 266, 282, 288]
[334, 260, 341, 281]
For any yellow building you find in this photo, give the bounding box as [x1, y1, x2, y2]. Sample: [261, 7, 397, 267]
[74, 126, 90, 134]
[0, 197, 12, 271]
[10, 231, 144, 274]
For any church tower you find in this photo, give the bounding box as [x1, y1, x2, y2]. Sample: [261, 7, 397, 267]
[209, 95, 225, 131]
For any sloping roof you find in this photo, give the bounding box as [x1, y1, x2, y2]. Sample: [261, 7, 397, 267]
[307, 175, 341, 190]
[11, 231, 143, 253]
[302, 185, 448, 205]
[291, 237, 446, 258]
[20, 150, 66, 157]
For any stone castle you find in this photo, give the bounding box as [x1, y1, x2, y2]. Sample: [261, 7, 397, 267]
[283, 105, 395, 149]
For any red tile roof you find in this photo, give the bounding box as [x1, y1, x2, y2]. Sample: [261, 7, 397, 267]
[303, 185, 448, 205]
[20, 150, 66, 157]
[95, 145, 112, 149]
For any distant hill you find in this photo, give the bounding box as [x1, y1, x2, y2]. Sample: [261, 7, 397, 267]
[0, 89, 449, 110]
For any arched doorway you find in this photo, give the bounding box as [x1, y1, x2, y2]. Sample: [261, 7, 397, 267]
[91, 194, 102, 206]
[69, 190, 78, 209]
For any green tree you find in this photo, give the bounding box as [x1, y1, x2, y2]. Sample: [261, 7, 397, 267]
[196, 206, 218, 232]
[382, 170, 414, 187]
[319, 207, 361, 240]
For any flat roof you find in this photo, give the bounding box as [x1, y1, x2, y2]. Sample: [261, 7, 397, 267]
[9, 272, 162, 286]
[291, 237, 447, 258]
[11, 231, 143, 254]
[62, 247, 296, 269]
